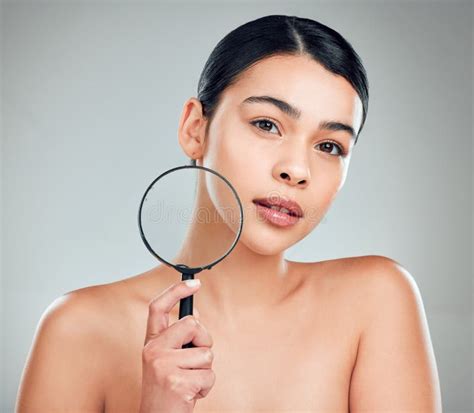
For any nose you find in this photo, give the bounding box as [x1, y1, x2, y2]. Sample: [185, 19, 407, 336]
[273, 159, 310, 188]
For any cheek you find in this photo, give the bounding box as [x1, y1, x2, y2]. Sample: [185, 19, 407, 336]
[204, 169, 243, 245]
[213, 118, 256, 158]
[203, 117, 263, 198]
[337, 158, 350, 190]
[313, 153, 348, 192]
[300, 158, 347, 229]
[202, 119, 258, 238]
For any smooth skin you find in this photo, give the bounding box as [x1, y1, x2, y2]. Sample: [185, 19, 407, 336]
[16, 54, 442, 412]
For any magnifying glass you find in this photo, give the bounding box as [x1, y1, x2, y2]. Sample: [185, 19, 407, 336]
[138, 165, 244, 348]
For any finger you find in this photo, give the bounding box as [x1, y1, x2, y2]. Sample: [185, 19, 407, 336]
[160, 315, 213, 349]
[168, 303, 200, 327]
[145, 279, 201, 344]
[171, 347, 214, 369]
[180, 369, 216, 401]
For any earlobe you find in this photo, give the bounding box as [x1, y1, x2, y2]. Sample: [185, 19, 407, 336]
[177, 97, 207, 161]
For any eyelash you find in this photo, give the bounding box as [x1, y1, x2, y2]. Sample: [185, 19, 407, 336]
[249, 118, 347, 157]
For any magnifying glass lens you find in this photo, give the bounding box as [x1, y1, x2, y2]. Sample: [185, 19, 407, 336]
[139, 166, 243, 270]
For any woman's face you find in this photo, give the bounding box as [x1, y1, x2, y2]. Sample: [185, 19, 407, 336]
[192, 54, 363, 255]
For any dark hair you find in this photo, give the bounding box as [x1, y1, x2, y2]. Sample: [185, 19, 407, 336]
[189, 14, 369, 166]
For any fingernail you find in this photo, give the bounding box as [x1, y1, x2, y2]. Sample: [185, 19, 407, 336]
[184, 279, 201, 288]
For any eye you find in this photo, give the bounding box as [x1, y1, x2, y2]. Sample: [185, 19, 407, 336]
[250, 118, 280, 135]
[315, 141, 346, 157]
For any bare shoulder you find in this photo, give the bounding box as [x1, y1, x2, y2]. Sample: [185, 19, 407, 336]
[40, 277, 133, 332]
[301, 253, 418, 291]
[324, 254, 425, 314]
[313, 255, 443, 411]
[349, 253, 418, 285]
[40, 271, 156, 344]
[292, 255, 410, 297]
[16, 277, 143, 413]
[299, 255, 442, 410]
[297, 254, 427, 330]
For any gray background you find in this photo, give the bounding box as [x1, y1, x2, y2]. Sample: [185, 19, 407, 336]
[1, 0, 472, 412]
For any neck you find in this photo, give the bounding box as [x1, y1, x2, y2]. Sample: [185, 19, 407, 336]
[155, 179, 303, 326]
[195, 241, 292, 318]
[170, 218, 298, 326]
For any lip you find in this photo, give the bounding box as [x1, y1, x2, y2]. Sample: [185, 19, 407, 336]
[253, 202, 301, 227]
[252, 196, 304, 218]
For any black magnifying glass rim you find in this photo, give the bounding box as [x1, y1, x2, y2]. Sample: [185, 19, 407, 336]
[138, 164, 244, 274]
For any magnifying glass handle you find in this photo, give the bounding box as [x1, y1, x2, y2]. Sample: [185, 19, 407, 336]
[179, 272, 195, 348]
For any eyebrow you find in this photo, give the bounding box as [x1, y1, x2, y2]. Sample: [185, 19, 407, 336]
[240, 95, 356, 140]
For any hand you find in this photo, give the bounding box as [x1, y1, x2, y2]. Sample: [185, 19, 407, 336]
[138, 279, 216, 413]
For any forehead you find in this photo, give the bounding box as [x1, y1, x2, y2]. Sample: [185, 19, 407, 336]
[221, 54, 362, 128]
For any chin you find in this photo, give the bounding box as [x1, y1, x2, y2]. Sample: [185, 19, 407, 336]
[246, 240, 287, 256]
[239, 225, 302, 256]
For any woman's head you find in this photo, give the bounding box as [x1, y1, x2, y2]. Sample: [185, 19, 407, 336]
[178, 14, 368, 255]
[192, 14, 368, 159]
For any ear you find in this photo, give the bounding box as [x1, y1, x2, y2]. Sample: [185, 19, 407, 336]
[177, 97, 208, 163]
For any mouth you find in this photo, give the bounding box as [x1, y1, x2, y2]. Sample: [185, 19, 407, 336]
[252, 197, 304, 218]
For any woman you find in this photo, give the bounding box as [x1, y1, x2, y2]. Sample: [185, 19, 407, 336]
[16, 14, 442, 413]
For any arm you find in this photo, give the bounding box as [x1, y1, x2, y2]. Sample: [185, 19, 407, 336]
[349, 256, 442, 412]
[16, 290, 107, 413]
